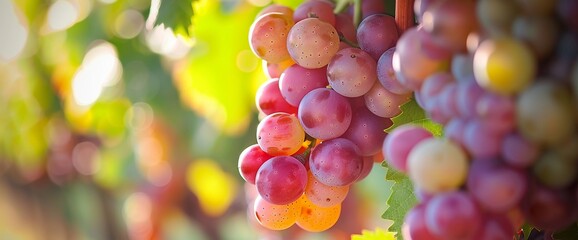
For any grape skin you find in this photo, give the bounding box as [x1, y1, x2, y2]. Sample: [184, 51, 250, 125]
[249, 13, 293, 63]
[256, 113, 304, 156]
[255, 156, 308, 205]
[287, 18, 340, 69]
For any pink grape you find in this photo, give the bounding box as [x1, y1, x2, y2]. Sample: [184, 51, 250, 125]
[422, 0, 478, 52]
[364, 81, 412, 118]
[403, 204, 443, 240]
[256, 78, 298, 115]
[256, 113, 304, 156]
[356, 14, 399, 60]
[279, 64, 328, 107]
[356, 155, 374, 182]
[293, 0, 336, 26]
[298, 88, 352, 140]
[502, 134, 539, 168]
[335, 13, 358, 50]
[455, 77, 485, 119]
[239, 144, 274, 184]
[463, 120, 502, 159]
[255, 156, 308, 205]
[249, 13, 293, 63]
[327, 48, 378, 97]
[287, 18, 340, 69]
[309, 138, 363, 186]
[425, 191, 483, 240]
[470, 214, 516, 240]
[304, 171, 349, 207]
[383, 125, 434, 173]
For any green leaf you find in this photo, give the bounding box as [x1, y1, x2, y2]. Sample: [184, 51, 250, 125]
[385, 97, 443, 137]
[381, 163, 417, 234]
[351, 228, 397, 240]
[156, 0, 196, 38]
[521, 224, 533, 240]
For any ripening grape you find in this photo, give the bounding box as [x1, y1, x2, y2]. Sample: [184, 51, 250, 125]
[364, 81, 412, 118]
[533, 150, 578, 189]
[309, 138, 363, 186]
[296, 194, 341, 232]
[257, 4, 294, 19]
[293, 0, 336, 26]
[287, 18, 340, 69]
[256, 78, 298, 115]
[356, 14, 399, 60]
[473, 37, 536, 95]
[263, 58, 295, 79]
[256, 113, 304, 156]
[477, 0, 520, 36]
[383, 125, 434, 173]
[408, 138, 469, 194]
[516, 81, 576, 146]
[249, 13, 293, 63]
[425, 191, 483, 240]
[304, 171, 349, 207]
[255, 156, 307, 205]
[253, 195, 301, 230]
[327, 48, 377, 97]
[279, 64, 328, 107]
[238, 144, 274, 184]
[298, 88, 352, 140]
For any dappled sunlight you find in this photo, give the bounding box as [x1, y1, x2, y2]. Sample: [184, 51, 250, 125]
[187, 159, 237, 217]
[0, 0, 28, 62]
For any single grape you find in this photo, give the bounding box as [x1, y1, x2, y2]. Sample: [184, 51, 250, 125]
[443, 118, 466, 146]
[475, 92, 516, 135]
[287, 18, 340, 69]
[364, 81, 412, 118]
[256, 113, 304, 156]
[533, 150, 578, 189]
[309, 138, 363, 186]
[437, 83, 460, 118]
[403, 204, 443, 240]
[356, 14, 399, 60]
[422, 0, 479, 53]
[253, 195, 300, 230]
[293, 0, 336, 26]
[470, 214, 516, 240]
[477, 0, 520, 36]
[501, 133, 540, 168]
[296, 194, 341, 232]
[278, 64, 328, 107]
[238, 144, 274, 184]
[394, 27, 452, 90]
[383, 125, 434, 173]
[418, 72, 454, 111]
[467, 159, 528, 213]
[298, 88, 352, 140]
[463, 120, 503, 159]
[522, 183, 576, 231]
[377, 47, 412, 95]
[249, 12, 293, 63]
[341, 106, 393, 156]
[255, 156, 307, 205]
[517, 81, 576, 146]
[425, 191, 483, 240]
[356, 155, 374, 182]
[408, 138, 468, 194]
[473, 37, 536, 95]
[455, 78, 485, 119]
[327, 48, 377, 97]
[451, 53, 474, 80]
[256, 78, 298, 115]
[304, 171, 349, 207]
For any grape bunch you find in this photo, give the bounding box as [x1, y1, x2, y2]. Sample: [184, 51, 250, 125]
[238, 0, 406, 233]
[379, 0, 578, 239]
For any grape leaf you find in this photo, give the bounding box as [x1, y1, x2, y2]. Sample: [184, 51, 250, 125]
[351, 227, 397, 240]
[381, 162, 417, 235]
[156, 0, 196, 38]
[385, 96, 443, 137]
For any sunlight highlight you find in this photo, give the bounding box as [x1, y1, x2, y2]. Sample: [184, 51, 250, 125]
[0, 0, 29, 62]
[72, 42, 122, 106]
[47, 0, 79, 31]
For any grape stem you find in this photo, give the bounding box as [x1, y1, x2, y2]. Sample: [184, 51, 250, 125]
[395, 0, 415, 34]
[339, 32, 360, 48]
[353, 0, 362, 27]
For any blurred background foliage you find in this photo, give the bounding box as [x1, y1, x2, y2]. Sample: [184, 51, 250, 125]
[0, 0, 392, 239]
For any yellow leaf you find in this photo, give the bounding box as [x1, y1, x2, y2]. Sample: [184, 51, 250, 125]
[351, 228, 397, 240]
[186, 159, 237, 217]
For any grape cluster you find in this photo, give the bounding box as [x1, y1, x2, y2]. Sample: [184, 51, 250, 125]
[381, 0, 578, 239]
[238, 0, 405, 233]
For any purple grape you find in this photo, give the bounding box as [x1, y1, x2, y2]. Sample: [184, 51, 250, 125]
[476, 92, 516, 136]
[364, 81, 412, 118]
[403, 204, 443, 240]
[327, 48, 377, 97]
[470, 214, 516, 240]
[293, 0, 335, 26]
[455, 78, 485, 119]
[501, 133, 540, 168]
[522, 183, 577, 231]
[377, 47, 412, 94]
[356, 14, 399, 60]
[463, 120, 503, 159]
[444, 118, 467, 146]
[341, 106, 393, 156]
